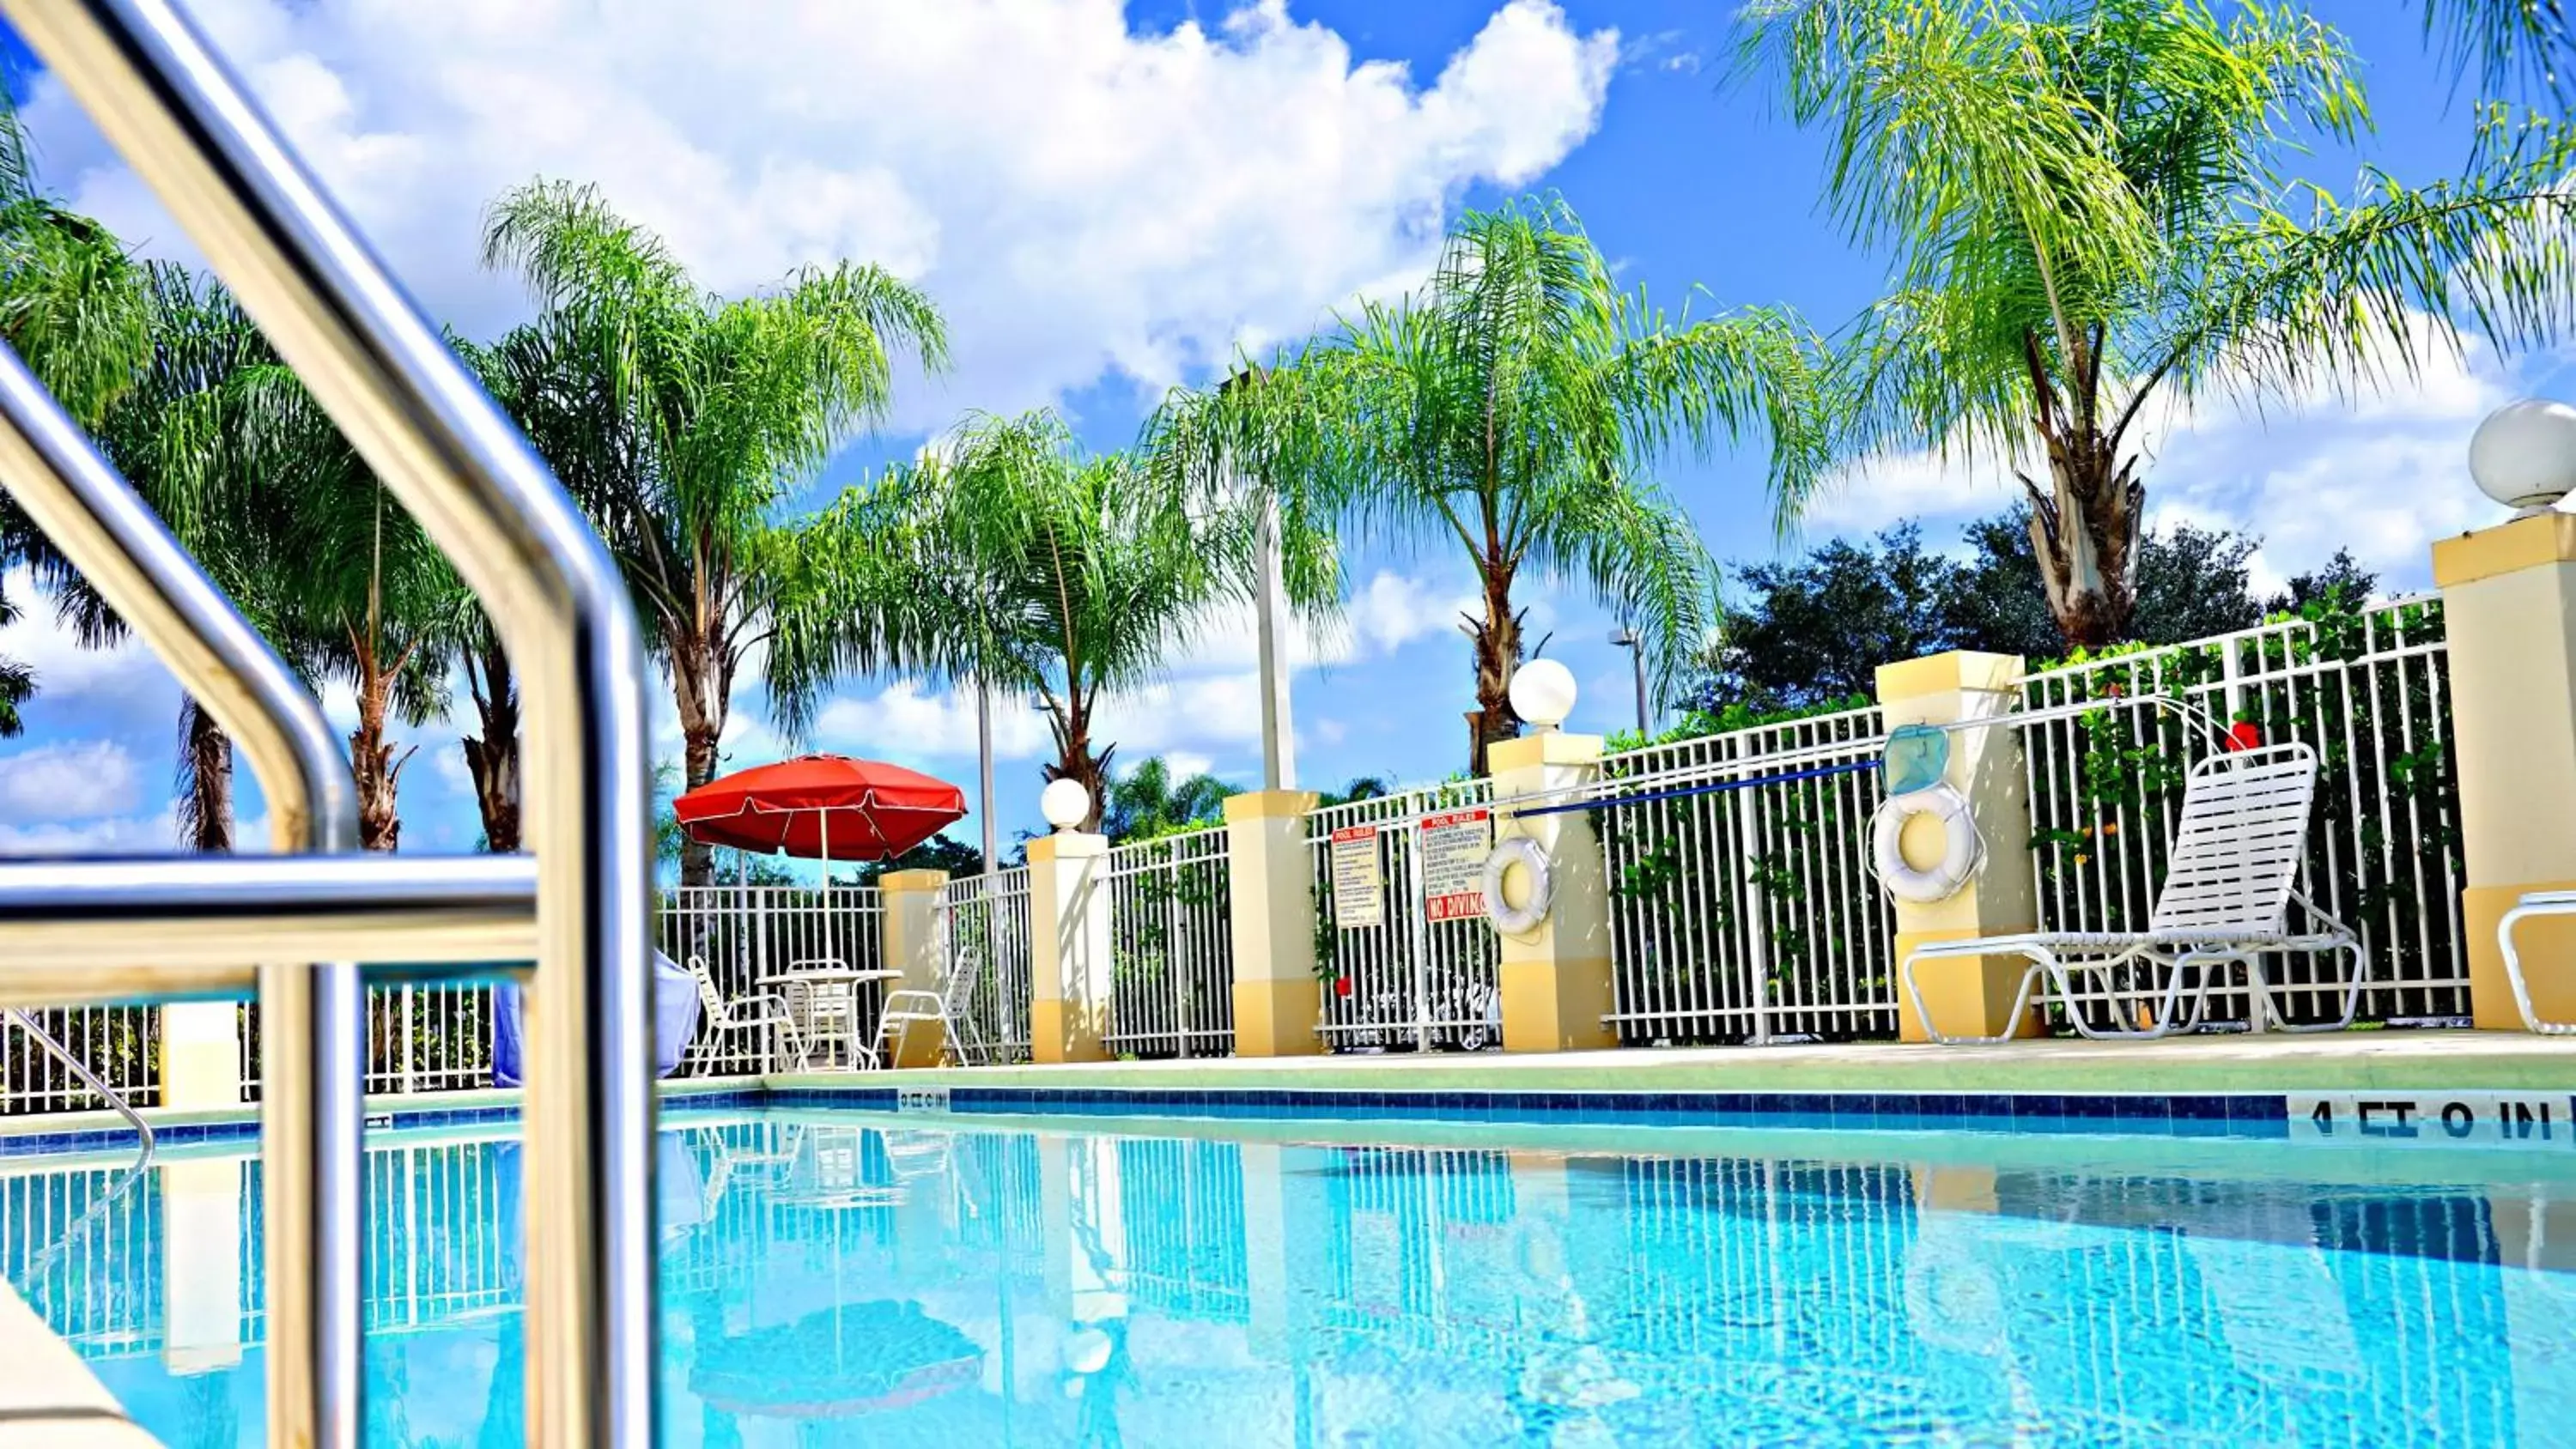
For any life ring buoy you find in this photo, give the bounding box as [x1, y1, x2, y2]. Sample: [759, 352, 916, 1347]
[1482, 837, 1553, 937]
[1871, 785, 1983, 904]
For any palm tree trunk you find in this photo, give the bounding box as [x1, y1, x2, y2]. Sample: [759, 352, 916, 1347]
[1463, 567, 1524, 777]
[349, 709, 406, 852]
[2024, 425, 2143, 650]
[1043, 699, 1111, 833]
[460, 634, 521, 853]
[348, 651, 410, 852]
[671, 628, 728, 888]
[174, 697, 233, 853]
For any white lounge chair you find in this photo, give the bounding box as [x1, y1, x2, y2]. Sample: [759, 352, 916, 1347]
[2497, 891, 2576, 1034]
[874, 934, 990, 1067]
[683, 954, 809, 1070]
[1903, 743, 2369, 1043]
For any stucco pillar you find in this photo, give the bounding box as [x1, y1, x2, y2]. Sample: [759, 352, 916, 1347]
[1877, 651, 2042, 1041]
[1223, 790, 1323, 1056]
[159, 1001, 240, 1108]
[2435, 513, 2576, 1028]
[1030, 831, 1112, 1063]
[877, 869, 949, 1067]
[1486, 732, 1613, 1053]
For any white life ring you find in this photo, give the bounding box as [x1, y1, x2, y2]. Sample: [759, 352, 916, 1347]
[1870, 785, 1983, 905]
[1482, 837, 1553, 937]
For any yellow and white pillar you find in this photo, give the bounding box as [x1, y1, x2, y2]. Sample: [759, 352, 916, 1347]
[159, 1002, 240, 1109]
[2434, 513, 2576, 1028]
[877, 868, 949, 1066]
[1224, 790, 1323, 1057]
[1877, 651, 2043, 1041]
[1486, 731, 1615, 1053]
[1030, 830, 1112, 1063]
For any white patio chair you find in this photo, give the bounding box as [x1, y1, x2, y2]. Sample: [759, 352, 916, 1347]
[2498, 891, 2576, 1034]
[874, 936, 990, 1068]
[1902, 743, 2369, 1044]
[684, 954, 809, 1071]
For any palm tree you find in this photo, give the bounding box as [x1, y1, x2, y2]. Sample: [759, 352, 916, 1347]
[1101, 756, 1238, 841]
[0, 581, 30, 737]
[2419, 0, 2572, 96]
[849, 409, 1253, 830]
[1151, 197, 1826, 774]
[1739, 0, 2576, 649]
[480, 180, 946, 886]
[440, 323, 623, 855]
[0, 101, 155, 750]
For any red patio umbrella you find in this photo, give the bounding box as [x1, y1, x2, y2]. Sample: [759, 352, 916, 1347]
[673, 755, 968, 862]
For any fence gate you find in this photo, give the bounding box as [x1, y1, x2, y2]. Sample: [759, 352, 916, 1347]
[942, 870, 1034, 1064]
[1309, 785, 1503, 1052]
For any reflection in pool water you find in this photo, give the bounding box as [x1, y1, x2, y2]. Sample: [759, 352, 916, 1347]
[3, 1111, 2573, 1446]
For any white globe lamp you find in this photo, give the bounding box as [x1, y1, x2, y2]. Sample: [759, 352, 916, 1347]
[2469, 398, 2576, 518]
[1509, 658, 1579, 732]
[1039, 778, 1091, 833]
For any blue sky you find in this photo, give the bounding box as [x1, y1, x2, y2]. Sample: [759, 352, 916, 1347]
[0, 1, 2561, 865]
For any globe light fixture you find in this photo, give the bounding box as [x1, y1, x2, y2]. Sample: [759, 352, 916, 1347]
[2469, 398, 2576, 518]
[1040, 778, 1091, 833]
[1509, 658, 1579, 731]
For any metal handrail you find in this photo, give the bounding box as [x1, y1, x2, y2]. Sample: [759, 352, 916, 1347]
[0, 3, 659, 1448]
[0, 329, 370, 1442]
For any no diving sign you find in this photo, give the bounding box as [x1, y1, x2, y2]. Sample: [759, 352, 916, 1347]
[2291, 1092, 2574, 1147]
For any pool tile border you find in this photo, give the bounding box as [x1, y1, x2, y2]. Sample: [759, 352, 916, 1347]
[762, 1084, 2295, 1137]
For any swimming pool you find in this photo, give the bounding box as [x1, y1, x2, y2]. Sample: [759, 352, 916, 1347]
[7, 1106, 2574, 1446]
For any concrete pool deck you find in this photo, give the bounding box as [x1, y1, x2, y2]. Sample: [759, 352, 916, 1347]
[768, 1027, 2576, 1095]
[0, 1281, 158, 1447]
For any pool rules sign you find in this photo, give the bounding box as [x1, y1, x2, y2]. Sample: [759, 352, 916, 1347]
[1329, 825, 1383, 930]
[1420, 808, 1493, 922]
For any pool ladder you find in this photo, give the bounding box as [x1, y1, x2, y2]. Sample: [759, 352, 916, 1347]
[0, 2, 658, 1446]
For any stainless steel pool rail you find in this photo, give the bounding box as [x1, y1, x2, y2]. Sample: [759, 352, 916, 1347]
[0, 2, 658, 1447]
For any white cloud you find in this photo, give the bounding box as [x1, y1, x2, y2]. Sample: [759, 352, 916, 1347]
[814, 682, 1056, 764]
[0, 569, 175, 714]
[0, 739, 143, 822]
[25, 0, 1619, 424]
[0, 804, 179, 856]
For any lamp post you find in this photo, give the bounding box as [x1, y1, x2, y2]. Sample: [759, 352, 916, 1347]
[1607, 627, 1649, 737]
[2470, 398, 2576, 518]
[976, 687, 996, 874]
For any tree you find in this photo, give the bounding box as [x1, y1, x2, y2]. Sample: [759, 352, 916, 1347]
[1947, 508, 2268, 662]
[1698, 524, 1966, 707]
[849, 409, 1253, 830]
[1155, 197, 1826, 774]
[0, 101, 155, 750]
[481, 179, 946, 886]
[1688, 506, 2365, 713]
[0, 580, 30, 737]
[2418, 0, 2573, 97]
[1100, 756, 1238, 842]
[1315, 775, 1392, 808]
[1741, 0, 2576, 648]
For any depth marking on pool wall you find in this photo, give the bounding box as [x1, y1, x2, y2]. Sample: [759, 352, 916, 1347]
[2289, 1092, 2575, 1147]
[896, 1086, 951, 1113]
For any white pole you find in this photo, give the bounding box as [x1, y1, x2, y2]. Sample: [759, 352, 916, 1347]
[978, 686, 998, 874]
[1255, 494, 1297, 791]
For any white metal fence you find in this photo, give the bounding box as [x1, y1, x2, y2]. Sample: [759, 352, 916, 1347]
[0, 1007, 160, 1114]
[945, 869, 1034, 1064]
[2020, 597, 2464, 1029]
[1104, 828, 1235, 1058]
[1309, 783, 1502, 1052]
[657, 883, 887, 1076]
[1597, 705, 1899, 1045]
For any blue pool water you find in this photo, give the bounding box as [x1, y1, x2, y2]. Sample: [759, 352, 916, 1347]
[5, 1107, 2574, 1446]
